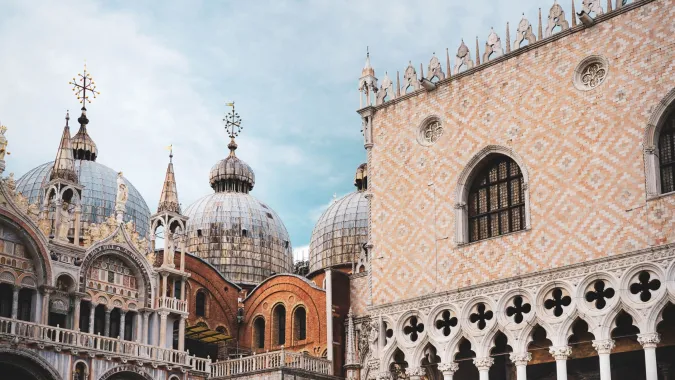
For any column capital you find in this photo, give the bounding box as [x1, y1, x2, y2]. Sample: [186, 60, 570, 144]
[120, 310, 127, 316]
[377, 372, 391, 380]
[437, 362, 459, 374]
[592, 339, 615, 355]
[637, 333, 661, 349]
[549, 346, 572, 360]
[408, 366, 426, 377]
[510, 352, 532, 366]
[473, 357, 494, 371]
[159, 310, 170, 318]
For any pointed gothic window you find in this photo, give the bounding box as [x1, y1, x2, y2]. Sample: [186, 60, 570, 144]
[660, 115, 675, 194]
[468, 155, 525, 242]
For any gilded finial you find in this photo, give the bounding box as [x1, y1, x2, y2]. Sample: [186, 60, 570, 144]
[69, 63, 100, 107]
[223, 102, 243, 156]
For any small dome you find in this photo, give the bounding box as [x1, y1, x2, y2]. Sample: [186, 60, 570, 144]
[71, 126, 98, 161]
[16, 160, 151, 237]
[308, 163, 369, 273]
[184, 192, 293, 286]
[209, 139, 255, 193]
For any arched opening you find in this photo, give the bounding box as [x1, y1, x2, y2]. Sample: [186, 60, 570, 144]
[608, 310, 644, 379]
[659, 110, 675, 194]
[254, 317, 266, 350]
[656, 302, 675, 375]
[454, 338, 479, 379]
[488, 331, 513, 379]
[0, 350, 60, 380]
[467, 154, 525, 242]
[293, 307, 306, 341]
[273, 304, 286, 346]
[389, 348, 408, 378]
[420, 343, 442, 380]
[567, 318, 598, 376]
[93, 304, 106, 335]
[73, 361, 88, 380]
[17, 288, 34, 321]
[0, 283, 12, 317]
[172, 319, 180, 350]
[526, 325, 555, 378]
[195, 290, 206, 317]
[110, 308, 121, 338]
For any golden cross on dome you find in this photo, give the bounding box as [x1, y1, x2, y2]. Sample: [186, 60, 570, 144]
[223, 101, 243, 139]
[69, 63, 100, 106]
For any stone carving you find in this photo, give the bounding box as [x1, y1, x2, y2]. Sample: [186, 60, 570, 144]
[437, 363, 459, 374]
[408, 367, 425, 377]
[510, 352, 532, 366]
[0, 125, 8, 161]
[401, 62, 420, 93]
[582, 0, 604, 15]
[426, 54, 445, 81]
[513, 16, 537, 49]
[473, 357, 494, 370]
[592, 339, 615, 354]
[115, 172, 128, 213]
[482, 30, 504, 62]
[358, 320, 372, 364]
[578, 59, 607, 89]
[453, 40, 474, 74]
[376, 72, 395, 105]
[637, 333, 660, 348]
[549, 346, 572, 360]
[546, 2, 570, 37]
[13, 191, 28, 213]
[57, 203, 71, 242]
[420, 120, 443, 145]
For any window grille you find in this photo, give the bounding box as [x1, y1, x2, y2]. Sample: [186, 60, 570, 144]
[660, 117, 675, 194]
[468, 156, 525, 242]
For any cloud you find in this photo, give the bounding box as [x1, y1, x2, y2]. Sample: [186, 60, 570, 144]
[1, 0, 552, 248]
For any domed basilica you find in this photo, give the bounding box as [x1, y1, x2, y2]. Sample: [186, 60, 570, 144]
[1, 2, 675, 380]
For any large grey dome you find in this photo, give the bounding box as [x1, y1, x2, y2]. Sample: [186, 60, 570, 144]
[308, 191, 368, 273]
[16, 160, 151, 237]
[184, 192, 293, 286]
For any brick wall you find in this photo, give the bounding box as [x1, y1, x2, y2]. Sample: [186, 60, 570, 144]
[366, 0, 675, 305]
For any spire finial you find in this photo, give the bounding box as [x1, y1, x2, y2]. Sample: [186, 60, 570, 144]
[69, 63, 100, 109]
[166, 144, 173, 163]
[367, 46, 369, 57]
[65, 110, 70, 126]
[223, 102, 242, 156]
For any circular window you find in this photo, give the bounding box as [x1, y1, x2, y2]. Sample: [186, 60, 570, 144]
[417, 118, 443, 146]
[574, 55, 609, 91]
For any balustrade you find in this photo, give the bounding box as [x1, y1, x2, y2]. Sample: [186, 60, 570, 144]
[210, 349, 332, 378]
[158, 296, 188, 313]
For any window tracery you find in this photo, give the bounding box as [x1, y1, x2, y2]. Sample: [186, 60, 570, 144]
[418, 118, 443, 146]
[468, 156, 525, 242]
[574, 56, 609, 91]
[659, 117, 674, 193]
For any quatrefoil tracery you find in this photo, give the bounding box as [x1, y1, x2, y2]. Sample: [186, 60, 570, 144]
[630, 271, 661, 302]
[505, 296, 531, 324]
[384, 322, 394, 345]
[403, 316, 425, 342]
[585, 280, 615, 309]
[544, 288, 571, 317]
[469, 303, 493, 330]
[435, 310, 458, 336]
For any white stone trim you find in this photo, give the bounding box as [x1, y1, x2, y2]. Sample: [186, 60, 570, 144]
[644, 87, 675, 199]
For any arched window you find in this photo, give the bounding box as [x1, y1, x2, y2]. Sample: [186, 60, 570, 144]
[253, 317, 265, 349]
[659, 116, 675, 194]
[468, 155, 525, 242]
[273, 305, 286, 346]
[195, 290, 206, 317]
[294, 307, 307, 341]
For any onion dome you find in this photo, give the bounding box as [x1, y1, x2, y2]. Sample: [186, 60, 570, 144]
[16, 160, 151, 237]
[308, 163, 369, 273]
[71, 108, 98, 161]
[184, 104, 293, 286]
[209, 139, 255, 193]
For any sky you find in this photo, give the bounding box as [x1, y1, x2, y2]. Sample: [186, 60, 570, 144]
[0, 0, 549, 258]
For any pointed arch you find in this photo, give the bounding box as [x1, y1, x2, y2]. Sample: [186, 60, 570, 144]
[454, 145, 531, 244]
[643, 87, 675, 198]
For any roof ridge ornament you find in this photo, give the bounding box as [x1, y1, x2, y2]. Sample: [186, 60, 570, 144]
[514, 14, 537, 50]
[482, 28, 504, 62]
[69, 63, 99, 161]
[453, 39, 474, 74]
[546, 0, 570, 37]
[223, 102, 242, 157]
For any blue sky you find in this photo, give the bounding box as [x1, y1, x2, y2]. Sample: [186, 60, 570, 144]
[0, 0, 549, 256]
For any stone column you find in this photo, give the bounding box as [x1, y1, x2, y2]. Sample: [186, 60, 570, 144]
[135, 312, 142, 342]
[72, 296, 81, 330]
[88, 303, 96, 334]
[178, 315, 187, 351]
[119, 310, 126, 340]
[592, 339, 614, 380]
[180, 278, 186, 300]
[325, 269, 334, 364]
[142, 310, 150, 344]
[159, 311, 169, 347]
[510, 352, 531, 380]
[41, 288, 52, 325]
[474, 357, 493, 380]
[104, 307, 112, 337]
[549, 346, 572, 380]
[409, 367, 426, 380]
[53, 199, 63, 239]
[73, 205, 81, 244]
[438, 363, 459, 380]
[638, 333, 660, 380]
[10, 286, 19, 333]
[161, 273, 168, 298]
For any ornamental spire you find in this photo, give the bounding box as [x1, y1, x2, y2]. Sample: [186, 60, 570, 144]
[345, 308, 359, 366]
[69, 63, 100, 161]
[157, 144, 181, 214]
[223, 102, 242, 157]
[50, 111, 78, 183]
